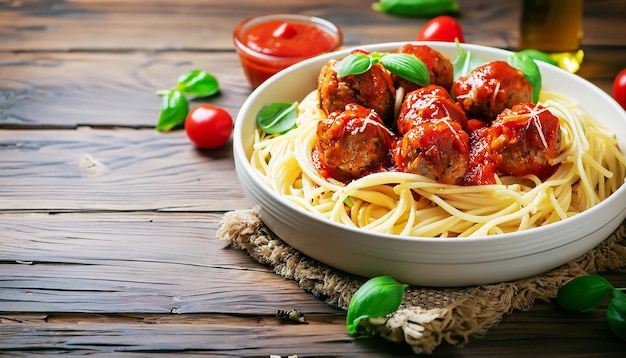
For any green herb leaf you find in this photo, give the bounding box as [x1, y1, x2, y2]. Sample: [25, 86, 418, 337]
[337, 53, 375, 78]
[346, 276, 408, 334]
[452, 41, 484, 81]
[372, 0, 459, 18]
[517, 49, 559, 67]
[176, 69, 220, 97]
[606, 290, 626, 341]
[256, 101, 299, 134]
[156, 89, 189, 132]
[557, 275, 614, 312]
[381, 53, 430, 87]
[507, 53, 542, 103]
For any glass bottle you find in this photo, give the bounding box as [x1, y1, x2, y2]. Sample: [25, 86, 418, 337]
[520, 0, 584, 72]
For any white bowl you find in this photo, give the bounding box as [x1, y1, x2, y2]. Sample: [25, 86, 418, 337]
[233, 42, 626, 287]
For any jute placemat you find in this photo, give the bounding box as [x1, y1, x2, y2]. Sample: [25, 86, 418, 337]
[216, 208, 626, 354]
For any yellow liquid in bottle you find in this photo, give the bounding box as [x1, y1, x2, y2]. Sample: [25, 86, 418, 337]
[520, 0, 584, 72]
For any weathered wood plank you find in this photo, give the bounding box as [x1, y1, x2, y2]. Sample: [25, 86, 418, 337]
[0, 212, 341, 314]
[0, 52, 250, 128]
[0, 129, 249, 211]
[2, 212, 625, 318]
[0, 264, 338, 314]
[1, 302, 625, 357]
[0, 313, 416, 357]
[0, 0, 512, 51]
[1, 0, 624, 52]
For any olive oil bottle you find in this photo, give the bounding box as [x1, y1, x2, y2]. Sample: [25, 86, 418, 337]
[520, 0, 584, 72]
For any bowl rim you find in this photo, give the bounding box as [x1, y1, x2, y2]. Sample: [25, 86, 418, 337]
[234, 41, 626, 246]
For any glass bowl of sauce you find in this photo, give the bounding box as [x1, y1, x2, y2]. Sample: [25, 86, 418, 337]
[233, 14, 343, 88]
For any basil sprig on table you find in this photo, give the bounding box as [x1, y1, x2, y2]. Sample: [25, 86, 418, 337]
[156, 90, 189, 132]
[606, 289, 626, 341]
[156, 69, 220, 131]
[346, 276, 408, 335]
[337, 51, 430, 87]
[557, 275, 626, 342]
[175, 69, 220, 97]
[372, 0, 459, 18]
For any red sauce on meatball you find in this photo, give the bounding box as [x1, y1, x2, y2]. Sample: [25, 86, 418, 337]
[315, 103, 395, 183]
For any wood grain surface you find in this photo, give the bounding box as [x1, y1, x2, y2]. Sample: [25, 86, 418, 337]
[1, 0, 626, 356]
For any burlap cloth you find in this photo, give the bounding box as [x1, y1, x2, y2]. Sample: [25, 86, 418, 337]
[216, 208, 626, 354]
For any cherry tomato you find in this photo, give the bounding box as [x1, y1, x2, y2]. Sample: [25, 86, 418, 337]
[417, 16, 464, 43]
[185, 104, 233, 149]
[613, 68, 626, 110]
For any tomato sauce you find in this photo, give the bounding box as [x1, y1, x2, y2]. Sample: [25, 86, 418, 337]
[234, 18, 341, 88]
[243, 20, 337, 58]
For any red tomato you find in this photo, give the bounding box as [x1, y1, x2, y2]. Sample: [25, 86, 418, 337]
[613, 68, 626, 110]
[185, 104, 233, 149]
[417, 16, 465, 43]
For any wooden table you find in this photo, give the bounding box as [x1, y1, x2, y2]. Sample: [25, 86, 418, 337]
[1, 0, 625, 356]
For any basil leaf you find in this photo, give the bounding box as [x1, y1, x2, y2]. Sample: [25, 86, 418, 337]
[517, 49, 559, 67]
[346, 276, 408, 334]
[557, 275, 614, 312]
[452, 42, 484, 80]
[156, 89, 189, 132]
[381, 53, 430, 87]
[337, 53, 375, 78]
[256, 101, 298, 134]
[176, 69, 220, 97]
[507, 53, 542, 103]
[606, 290, 626, 341]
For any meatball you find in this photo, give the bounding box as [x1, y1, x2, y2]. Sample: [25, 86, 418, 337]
[452, 60, 533, 122]
[395, 119, 470, 185]
[490, 103, 561, 178]
[397, 85, 469, 134]
[318, 58, 396, 126]
[463, 103, 560, 185]
[394, 44, 454, 92]
[315, 103, 394, 183]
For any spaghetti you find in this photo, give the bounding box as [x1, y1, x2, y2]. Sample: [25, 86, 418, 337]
[250, 90, 626, 237]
